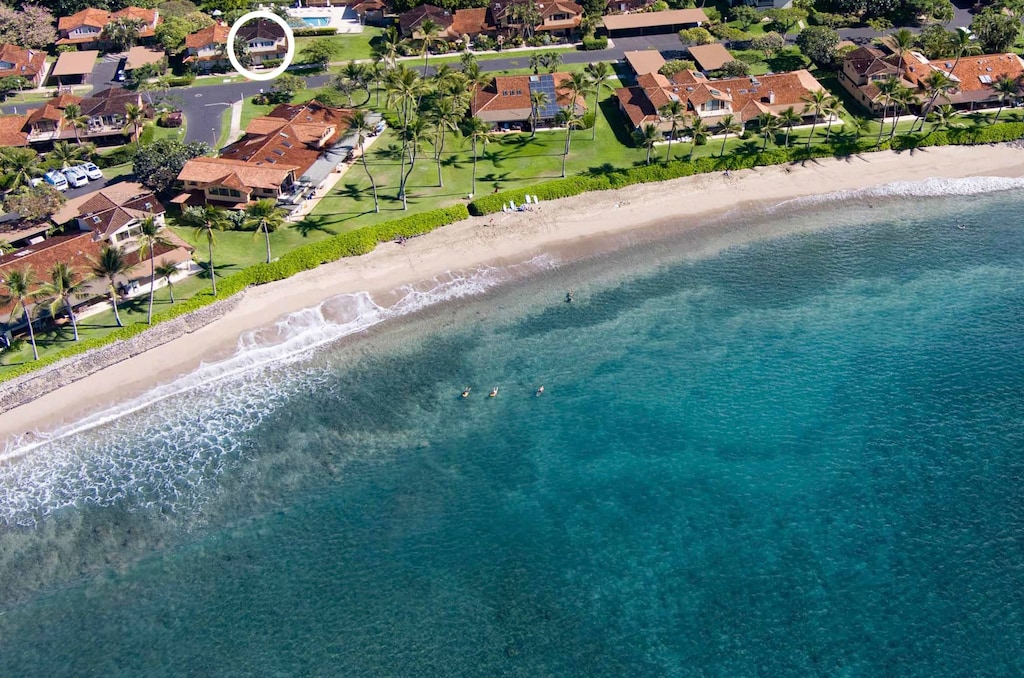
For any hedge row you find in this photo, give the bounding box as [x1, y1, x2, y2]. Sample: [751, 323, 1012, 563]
[293, 27, 337, 37]
[0, 205, 470, 383]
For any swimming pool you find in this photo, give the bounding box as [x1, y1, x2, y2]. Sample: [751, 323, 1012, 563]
[302, 16, 330, 26]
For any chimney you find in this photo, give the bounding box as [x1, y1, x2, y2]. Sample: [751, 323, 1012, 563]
[768, 90, 775, 104]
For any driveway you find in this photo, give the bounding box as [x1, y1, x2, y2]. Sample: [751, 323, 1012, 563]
[90, 53, 124, 93]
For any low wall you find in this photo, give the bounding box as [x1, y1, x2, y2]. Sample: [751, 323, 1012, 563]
[0, 292, 245, 416]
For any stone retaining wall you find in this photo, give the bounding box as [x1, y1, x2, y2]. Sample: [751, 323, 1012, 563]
[0, 292, 246, 416]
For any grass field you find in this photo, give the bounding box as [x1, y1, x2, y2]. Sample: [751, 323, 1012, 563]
[297, 27, 384, 64]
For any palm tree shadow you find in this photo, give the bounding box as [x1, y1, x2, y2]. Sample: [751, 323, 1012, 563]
[294, 218, 339, 237]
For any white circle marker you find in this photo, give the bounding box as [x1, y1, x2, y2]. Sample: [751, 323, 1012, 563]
[226, 10, 296, 82]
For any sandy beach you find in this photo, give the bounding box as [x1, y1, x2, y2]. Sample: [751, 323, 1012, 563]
[2, 144, 1023, 442]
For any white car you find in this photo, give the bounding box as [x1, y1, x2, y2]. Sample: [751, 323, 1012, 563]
[62, 166, 89, 188]
[43, 170, 68, 191]
[77, 162, 103, 181]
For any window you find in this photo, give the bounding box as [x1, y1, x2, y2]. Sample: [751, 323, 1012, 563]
[143, 202, 152, 210]
[91, 216, 100, 223]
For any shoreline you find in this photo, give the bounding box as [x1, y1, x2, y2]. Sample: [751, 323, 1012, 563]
[2, 144, 1024, 445]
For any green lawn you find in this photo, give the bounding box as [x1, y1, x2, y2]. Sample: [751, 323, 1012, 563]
[296, 27, 384, 63]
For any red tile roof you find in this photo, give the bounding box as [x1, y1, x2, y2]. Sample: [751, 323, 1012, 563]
[472, 72, 587, 121]
[0, 233, 102, 317]
[0, 44, 46, 82]
[451, 8, 490, 36]
[185, 22, 229, 50]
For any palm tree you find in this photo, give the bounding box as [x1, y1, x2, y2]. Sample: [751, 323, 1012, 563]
[430, 96, 462, 187]
[136, 215, 172, 324]
[558, 111, 583, 178]
[529, 52, 544, 75]
[950, 27, 980, 75]
[62, 103, 88, 144]
[888, 85, 914, 138]
[49, 140, 84, 168]
[801, 89, 829, 148]
[758, 112, 780, 151]
[685, 116, 708, 160]
[659, 100, 685, 162]
[992, 76, 1020, 122]
[634, 123, 660, 164]
[916, 70, 956, 131]
[90, 245, 130, 327]
[0, 147, 41, 190]
[541, 52, 562, 73]
[779, 107, 800, 147]
[822, 96, 842, 143]
[465, 116, 494, 196]
[123, 102, 146, 149]
[886, 28, 915, 73]
[874, 77, 901, 146]
[42, 262, 86, 341]
[559, 72, 591, 175]
[180, 205, 226, 296]
[585, 61, 613, 141]
[529, 90, 549, 138]
[154, 260, 178, 303]
[927, 104, 964, 135]
[387, 66, 426, 208]
[418, 19, 441, 75]
[398, 115, 426, 210]
[245, 199, 286, 265]
[718, 114, 741, 157]
[348, 110, 380, 212]
[377, 26, 401, 73]
[2, 268, 39, 360]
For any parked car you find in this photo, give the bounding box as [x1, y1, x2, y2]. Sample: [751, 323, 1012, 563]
[77, 162, 103, 181]
[115, 69, 125, 82]
[62, 166, 89, 188]
[43, 170, 68, 191]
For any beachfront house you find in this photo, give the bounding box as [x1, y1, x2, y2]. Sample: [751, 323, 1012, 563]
[471, 72, 587, 131]
[838, 46, 1024, 115]
[614, 68, 826, 135]
[50, 183, 169, 247]
[175, 100, 356, 209]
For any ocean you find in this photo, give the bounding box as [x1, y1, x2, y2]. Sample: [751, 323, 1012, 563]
[1, 180, 1023, 675]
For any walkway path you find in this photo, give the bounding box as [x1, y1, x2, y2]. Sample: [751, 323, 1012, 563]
[225, 98, 243, 148]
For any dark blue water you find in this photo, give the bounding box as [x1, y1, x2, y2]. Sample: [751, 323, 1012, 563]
[1, 185, 1023, 675]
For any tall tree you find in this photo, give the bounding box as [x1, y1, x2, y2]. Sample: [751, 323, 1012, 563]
[2, 268, 39, 360]
[62, 103, 88, 145]
[244, 199, 286, 265]
[90, 245, 130, 328]
[398, 115, 427, 210]
[0, 147, 42, 191]
[42, 262, 85, 341]
[347, 110, 380, 213]
[926, 103, 963, 136]
[465, 116, 494, 196]
[758, 112, 780, 151]
[875, 77, 900, 146]
[992, 76, 1020, 122]
[418, 18, 441, 75]
[779, 107, 800, 147]
[154, 260, 179, 303]
[49, 140, 85, 168]
[822, 96, 842, 143]
[886, 27, 915, 73]
[801, 89, 829, 148]
[529, 90, 549, 138]
[950, 27, 980, 75]
[136, 216, 172, 324]
[560, 72, 591, 172]
[685, 116, 709, 160]
[430, 96, 462, 187]
[659, 100, 685, 162]
[123, 102, 146, 149]
[558, 111, 583, 178]
[103, 17, 145, 50]
[584, 61, 613, 141]
[634, 123, 660, 165]
[916, 70, 955, 132]
[888, 85, 914, 139]
[388, 65, 426, 209]
[180, 205, 227, 296]
[717, 114, 741, 157]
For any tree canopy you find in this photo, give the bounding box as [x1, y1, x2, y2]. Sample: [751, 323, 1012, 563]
[133, 138, 211, 194]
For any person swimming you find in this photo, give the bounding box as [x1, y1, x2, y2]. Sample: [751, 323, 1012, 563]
[536, 386, 544, 396]
[565, 290, 574, 303]
[461, 388, 471, 398]
[489, 387, 499, 397]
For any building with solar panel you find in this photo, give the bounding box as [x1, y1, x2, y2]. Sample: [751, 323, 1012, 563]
[471, 72, 588, 131]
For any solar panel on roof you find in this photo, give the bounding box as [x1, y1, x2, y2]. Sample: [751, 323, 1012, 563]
[528, 74, 563, 119]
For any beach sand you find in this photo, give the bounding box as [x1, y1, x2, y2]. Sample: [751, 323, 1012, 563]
[2, 144, 1023, 442]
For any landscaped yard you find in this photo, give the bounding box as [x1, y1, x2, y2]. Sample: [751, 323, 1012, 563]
[296, 27, 384, 63]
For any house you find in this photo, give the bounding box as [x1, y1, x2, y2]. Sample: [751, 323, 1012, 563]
[838, 46, 1024, 114]
[471, 72, 587, 130]
[606, 0, 658, 13]
[489, 0, 584, 38]
[0, 212, 50, 249]
[56, 6, 161, 50]
[601, 9, 707, 37]
[175, 101, 356, 208]
[237, 18, 288, 66]
[399, 4, 494, 40]
[687, 43, 734, 73]
[534, 0, 583, 39]
[624, 50, 666, 77]
[49, 50, 99, 87]
[11, 88, 147, 146]
[184, 22, 230, 71]
[0, 44, 48, 88]
[614, 68, 826, 134]
[51, 182, 168, 246]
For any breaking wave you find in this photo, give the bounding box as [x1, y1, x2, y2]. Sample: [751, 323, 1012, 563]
[0, 256, 557, 526]
[774, 176, 1024, 209]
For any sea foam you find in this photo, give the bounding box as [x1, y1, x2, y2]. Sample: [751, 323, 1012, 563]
[0, 256, 556, 526]
[774, 175, 1024, 210]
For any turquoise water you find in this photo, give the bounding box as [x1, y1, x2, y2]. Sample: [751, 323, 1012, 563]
[1, 184, 1024, 675]
[302, 16, 330, 26]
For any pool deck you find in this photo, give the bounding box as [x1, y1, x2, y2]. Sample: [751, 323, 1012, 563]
[286, 7, 363, 34]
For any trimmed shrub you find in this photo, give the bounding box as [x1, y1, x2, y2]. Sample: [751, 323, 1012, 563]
[167, 74, 196, 87]
[293, 27, 337, 36]
[94, 145, 137, 168]
[582, 36, 608, 50]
